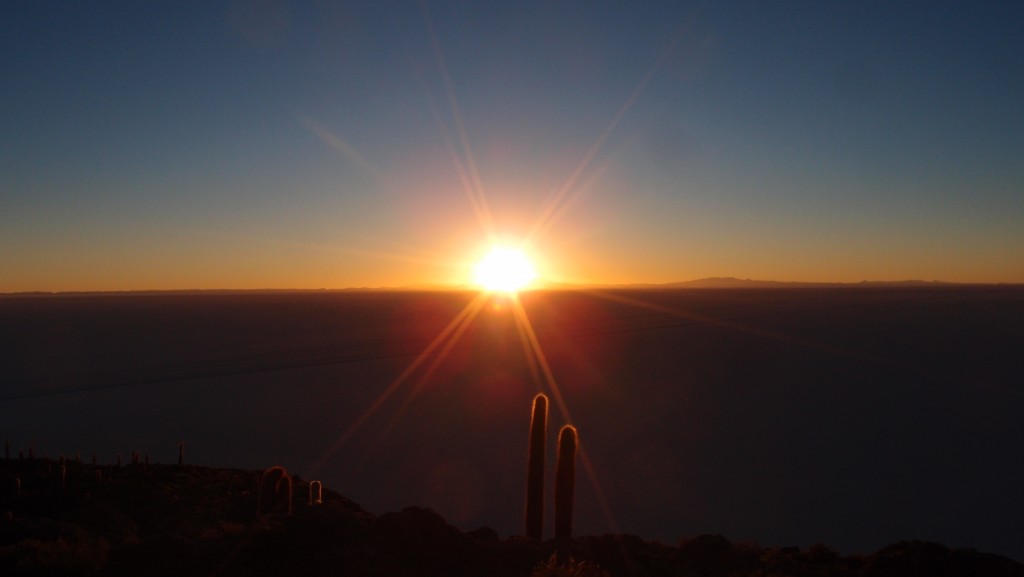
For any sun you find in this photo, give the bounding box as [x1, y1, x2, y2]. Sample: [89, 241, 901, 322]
[473, 246, 538, 292]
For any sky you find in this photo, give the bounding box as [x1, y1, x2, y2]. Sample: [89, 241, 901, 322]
[2, 1, 1023, 292]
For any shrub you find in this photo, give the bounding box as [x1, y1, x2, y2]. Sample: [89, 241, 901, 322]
[532, 554, 610, 577]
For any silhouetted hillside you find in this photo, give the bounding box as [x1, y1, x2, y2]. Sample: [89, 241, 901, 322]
[2, 459, 1021, 576]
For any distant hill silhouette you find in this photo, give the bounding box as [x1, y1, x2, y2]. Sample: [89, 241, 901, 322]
[663, 277, 955, 289]
[531, 277, 964, 290]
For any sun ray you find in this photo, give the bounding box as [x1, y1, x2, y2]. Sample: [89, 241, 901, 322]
[308, 291, 490, 476]
[423, 85, 496, 241]
[509, 295, 573, 425]
[526, 20, 692, 247]
[420, 1, 496, 242]
[295, 113, 390, 185]
[510, 294, 623, 535]
[373, 291, 489, 444]
[512, 302, 545, 391]
[528, 160, 611, 248]
[577, 439, 623, 536]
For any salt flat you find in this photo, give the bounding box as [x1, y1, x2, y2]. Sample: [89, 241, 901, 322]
[1, 287, 1022, 560]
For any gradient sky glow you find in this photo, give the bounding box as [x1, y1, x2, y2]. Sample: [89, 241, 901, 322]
[3, 1, 1023, 291]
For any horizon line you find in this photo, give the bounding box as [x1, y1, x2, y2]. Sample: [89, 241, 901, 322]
[4, 277, 1024, 297]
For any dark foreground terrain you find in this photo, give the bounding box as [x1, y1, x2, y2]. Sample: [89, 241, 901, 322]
[2, 287, 1023, 560]
[2, 459, 1022, 577]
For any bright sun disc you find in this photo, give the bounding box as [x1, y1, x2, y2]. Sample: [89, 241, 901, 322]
[473, 246, 537, 292]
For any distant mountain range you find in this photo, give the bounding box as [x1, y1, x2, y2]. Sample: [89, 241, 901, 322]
[532, 277, 971, 290]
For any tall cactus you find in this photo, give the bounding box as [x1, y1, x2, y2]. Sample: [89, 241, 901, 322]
[525, 393, 548, 540]
[554, 424, 577, 540]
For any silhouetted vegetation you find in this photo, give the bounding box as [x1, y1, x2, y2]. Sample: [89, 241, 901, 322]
[256, 465, 292, 517]
[526, 393, 548, 541]
[1, 458, 1022, 576]
[555, 425, 577, 541]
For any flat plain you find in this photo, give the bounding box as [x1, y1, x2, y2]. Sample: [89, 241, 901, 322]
[1, 287, 1022, 560]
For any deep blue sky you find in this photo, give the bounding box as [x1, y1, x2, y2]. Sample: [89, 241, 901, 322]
[3, 1, 1023, 290]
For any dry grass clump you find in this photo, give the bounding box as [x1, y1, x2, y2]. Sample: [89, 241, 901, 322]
[531, 553, 610, 577]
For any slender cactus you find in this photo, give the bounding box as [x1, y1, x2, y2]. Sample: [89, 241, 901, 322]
[309, 480, 323, 506]
[178, 441, 184, 466]
[555, 424, 578, 540]
[525, 393, 548, 540]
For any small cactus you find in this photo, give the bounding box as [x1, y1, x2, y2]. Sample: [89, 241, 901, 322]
[525, 393, 548, 540]
[555, 424, 578, 540]
[257, 466, 293, 516]
[309, 480, 323, 506]
[178, 441, 184, 466]
[4, 438, 9, 461]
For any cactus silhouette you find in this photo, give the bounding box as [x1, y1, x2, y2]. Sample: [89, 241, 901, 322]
[258, 465, 293, 516]
[309, 480, 323, 506]
[555, 424, 578, 540]
[178, 441, 184, 466]
[525, 393, 548, 540]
